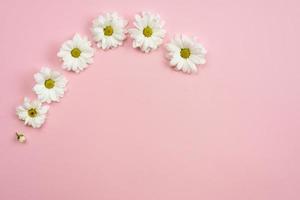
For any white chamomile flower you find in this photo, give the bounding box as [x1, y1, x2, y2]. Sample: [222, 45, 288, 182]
[91, 12, 128, 50]
[129, 12, 166, 53]
[57, 33, 94, 73]
[16, 97, 49, 128]
[33, 67, 67, 103]
[166, 34, 207, 74]
[16, 132, 26, 143]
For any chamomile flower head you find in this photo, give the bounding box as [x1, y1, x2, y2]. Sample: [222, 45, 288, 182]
[92, 12, 128, 50]
[57, 33, 94, 73]
[166, 34, 207, 74]
[33, 67, 67, 103]
[16, 97, 49, 128]
[129, 11, 166, 53]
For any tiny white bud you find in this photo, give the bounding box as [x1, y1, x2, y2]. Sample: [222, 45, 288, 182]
[16, 132, 26, 143]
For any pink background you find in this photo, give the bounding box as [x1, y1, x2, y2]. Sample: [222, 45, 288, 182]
[1, 0, 300, 199]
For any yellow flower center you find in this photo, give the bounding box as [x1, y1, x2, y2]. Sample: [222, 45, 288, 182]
[28, 108, 37, 118]
[104, 26, 114, 36]
[143, 26, 153, 37]
[71, 48, 81, 58]
[44, 79, 55, 89]
[180, 48, 191, 59]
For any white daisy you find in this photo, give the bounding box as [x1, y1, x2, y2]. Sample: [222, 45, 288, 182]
[57, 33, 94, 73]
[129, 12, 166, 53]
[91, 12, 128, 50]
[166, 34, 207, 74]
[33, 67, 67, 103]
[16, 97, 49, 128]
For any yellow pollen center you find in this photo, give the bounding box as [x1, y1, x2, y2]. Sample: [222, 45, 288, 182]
[71, 48, 81, 58]
[44, 79, 55, 89]
[104, 26, 114, 36]
[143, 26, 153, 37]
[180, 48, 191, 59]
[28, 108, 37, 118]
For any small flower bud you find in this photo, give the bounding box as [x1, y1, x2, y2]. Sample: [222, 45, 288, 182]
[16, 132, 26, 143]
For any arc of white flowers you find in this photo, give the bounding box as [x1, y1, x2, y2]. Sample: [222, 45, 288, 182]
[16, 11, 207, 132]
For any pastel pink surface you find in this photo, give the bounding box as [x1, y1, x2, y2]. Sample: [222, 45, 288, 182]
[0, 0, 300, 199]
